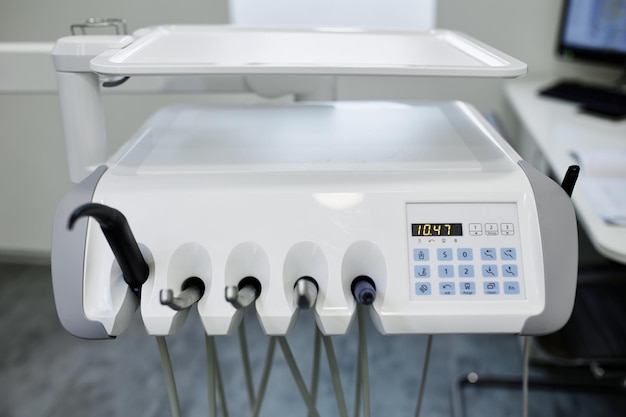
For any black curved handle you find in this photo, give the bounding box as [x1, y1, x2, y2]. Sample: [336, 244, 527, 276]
[68, 203, 149, 297]
[560, 165, 580, 197]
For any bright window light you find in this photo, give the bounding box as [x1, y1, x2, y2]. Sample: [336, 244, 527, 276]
[229, 0, 437, 30]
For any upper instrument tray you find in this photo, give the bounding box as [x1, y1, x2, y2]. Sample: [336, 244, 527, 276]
[90, 25, 527, 77]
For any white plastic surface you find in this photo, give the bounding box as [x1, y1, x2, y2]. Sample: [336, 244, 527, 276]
[79, 101, 550, 336]
[52, 35, 133, 72]
[56, 72, 108, 183]
[107, 101, 512, 175]
[90, 25, 527, 77]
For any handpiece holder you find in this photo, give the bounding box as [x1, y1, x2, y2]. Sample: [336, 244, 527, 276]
[68, 202, 149, 297]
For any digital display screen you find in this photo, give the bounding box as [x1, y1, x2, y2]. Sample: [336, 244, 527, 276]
[561, 0, 626, 54]
[557, 0, 626, 66]
[411, 223, 463, 236]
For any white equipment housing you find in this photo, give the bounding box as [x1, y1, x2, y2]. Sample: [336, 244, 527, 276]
[49, 25, 577, 340]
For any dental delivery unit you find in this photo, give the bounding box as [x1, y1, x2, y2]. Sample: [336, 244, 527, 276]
[49, 24, 578, 416]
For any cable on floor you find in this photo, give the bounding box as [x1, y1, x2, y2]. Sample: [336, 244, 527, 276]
[309, 325, 322, 417]
[322, 333, 350, 417]
[277, 336, 321, 417]
[206, 334, 230, 417]
[414, 335, 433, 417]
[356, 304, 371, 417]
[238, 319, 255, 411]
[522, 336, 530, 417]
[156, 336, 182, 417]
[251, 337, 277, 417]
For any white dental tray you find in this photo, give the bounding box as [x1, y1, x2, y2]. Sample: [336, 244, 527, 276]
[90, 25, 527, 77]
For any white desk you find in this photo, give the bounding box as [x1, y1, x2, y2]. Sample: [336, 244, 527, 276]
[505, 77, 626, 263]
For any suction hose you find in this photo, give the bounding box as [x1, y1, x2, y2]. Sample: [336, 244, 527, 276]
[68, 202, 149, 297]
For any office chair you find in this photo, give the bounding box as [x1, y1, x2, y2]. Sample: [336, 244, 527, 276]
[533, 264, 626, 375]
[451, 261, 626, 417]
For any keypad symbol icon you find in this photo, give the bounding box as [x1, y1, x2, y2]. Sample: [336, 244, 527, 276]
[481, 248, 496, 260]
[415, 283, 432, 295]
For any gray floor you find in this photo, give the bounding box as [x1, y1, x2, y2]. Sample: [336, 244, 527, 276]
[1, 262, 624, 417]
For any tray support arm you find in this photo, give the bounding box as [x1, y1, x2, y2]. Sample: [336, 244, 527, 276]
[52, 35, 132, 183]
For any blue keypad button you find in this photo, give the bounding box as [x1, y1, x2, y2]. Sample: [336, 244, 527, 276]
[459, 282, 476, 295]
[458, 265, 475, 278]
[501, 248, 517, 260]
[504, 282, 520, 295]
[457, 248, 473, 261]
[480, 248, 497, 260]
[438, 265, 455, 278]
[415, 282, 432, 295]
[483, 281, 500, 295]
[502, 264, 519, 277]
[414, 265, 431, 279]
[482, 265, 498, 278]
[439, 282, 455, 295]
[437, 248, 453, 261]
[413, 249, 429, 261]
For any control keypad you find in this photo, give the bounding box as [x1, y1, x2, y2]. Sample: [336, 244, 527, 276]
[407, 203, 525, 301]
[410, 243, 523, 300]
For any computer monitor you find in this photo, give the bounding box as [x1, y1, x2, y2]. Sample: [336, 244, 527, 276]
[557, 0, 626, 69]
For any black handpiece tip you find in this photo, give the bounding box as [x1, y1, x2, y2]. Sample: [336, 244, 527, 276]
[358, 289, 376, 305]
[561, 164, 580, 197]
[352, 276, 377, 305]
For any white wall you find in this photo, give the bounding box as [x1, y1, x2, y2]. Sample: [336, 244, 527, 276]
[0, 0, 228, 41]
[1, 0, 621, 259]
[0, 0, 230, 259]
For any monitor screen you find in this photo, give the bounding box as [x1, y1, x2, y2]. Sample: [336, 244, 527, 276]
[557, 0, 626, 67]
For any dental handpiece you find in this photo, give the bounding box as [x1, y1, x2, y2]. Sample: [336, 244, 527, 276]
[294, 277, 318, 309]
[160, 277, 205, 311]
[351, 276, 376, 305]
[225, 277, 261, 309]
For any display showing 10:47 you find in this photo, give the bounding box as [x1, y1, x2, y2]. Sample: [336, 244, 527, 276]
[411, 223, 463, 237]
